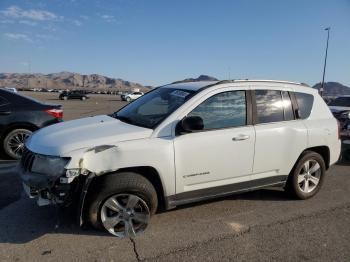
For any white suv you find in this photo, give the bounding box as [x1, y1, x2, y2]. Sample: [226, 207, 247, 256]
[19, 80, 341, 238]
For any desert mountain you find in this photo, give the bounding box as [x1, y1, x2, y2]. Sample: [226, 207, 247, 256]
[172, 75, 219, 84]
[312, 82, 350, 96]
[0, 72, 147, 92]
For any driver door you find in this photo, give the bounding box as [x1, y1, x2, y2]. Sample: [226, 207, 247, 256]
[173, 89, 255, 197]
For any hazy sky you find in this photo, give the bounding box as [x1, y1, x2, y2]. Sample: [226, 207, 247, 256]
[0, 0, 349, 86]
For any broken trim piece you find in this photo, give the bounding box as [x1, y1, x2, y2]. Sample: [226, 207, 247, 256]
[77, 172, 96, 226]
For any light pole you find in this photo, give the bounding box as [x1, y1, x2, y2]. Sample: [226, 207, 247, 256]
[320, 27, 330, 97]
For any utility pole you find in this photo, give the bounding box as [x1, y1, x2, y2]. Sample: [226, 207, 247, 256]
[320, 27, 330, 97]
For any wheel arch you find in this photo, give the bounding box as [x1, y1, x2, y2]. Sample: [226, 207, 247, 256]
[86, 166, 167, 212]
[304, 146, 330, 170]
[290, 146, 330, 177]
[285, 146, 329, 199]
[0, 122, 38, 142]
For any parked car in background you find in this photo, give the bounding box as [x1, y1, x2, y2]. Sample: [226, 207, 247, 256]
[121, 91, 144, 102]
[20, 80, 340, 238]
[0, 89, 63, 159]
[59, 91, 89, 101]
[328, 96, 350, 138]
[3, 87, 18, 93]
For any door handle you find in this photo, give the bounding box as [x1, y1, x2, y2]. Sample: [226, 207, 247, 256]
[0, 111, 11, 115]
[232, 134, 250, 141]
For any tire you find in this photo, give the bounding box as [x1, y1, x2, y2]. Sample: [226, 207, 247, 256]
[126, 97, 131, 102]
[81, 96, 86, 101]
[3, 128, 32, 160]
[86, 172, 158, 237]
[63, 96, 68, 100]
[285, 151, 326, 200]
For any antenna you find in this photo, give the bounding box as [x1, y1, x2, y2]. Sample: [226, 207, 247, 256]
[320, 27, 331, 97]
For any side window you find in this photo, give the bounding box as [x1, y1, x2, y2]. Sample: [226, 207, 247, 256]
[255, 90, 284, 124]
[295, 92, 314, 119]
[281, 91, 294, 121]
[188, 91, 246, 130]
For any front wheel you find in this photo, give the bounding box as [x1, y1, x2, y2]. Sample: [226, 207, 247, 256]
[126, 97, 131, 102]
[86, 172, 158, 238]
[286, 151, 326, 199]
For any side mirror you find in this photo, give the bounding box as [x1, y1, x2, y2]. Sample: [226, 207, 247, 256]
[180, 116, 204, 133]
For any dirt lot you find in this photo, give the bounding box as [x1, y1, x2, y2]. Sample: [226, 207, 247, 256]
[0, 91, 350, 261]
[21, 91, 128, 121]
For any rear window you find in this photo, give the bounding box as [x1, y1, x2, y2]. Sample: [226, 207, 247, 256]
[0, 89, 42, 105]
[328, 97, 350, 107]
[294, 92, 314, 119]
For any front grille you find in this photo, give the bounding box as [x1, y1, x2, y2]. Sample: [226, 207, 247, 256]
[20, 147, 36, 172]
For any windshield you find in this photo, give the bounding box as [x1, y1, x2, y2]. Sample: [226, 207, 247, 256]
[329, 97, 350, 107]
[113, 88, 195, 129]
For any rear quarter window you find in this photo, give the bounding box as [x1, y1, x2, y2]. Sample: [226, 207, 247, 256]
[295, 92, 314, 119]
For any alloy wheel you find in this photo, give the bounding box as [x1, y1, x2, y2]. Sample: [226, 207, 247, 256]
[6, 130, 32, 159]
[297, 159, 321, 193]
[101, 194, 150, 238]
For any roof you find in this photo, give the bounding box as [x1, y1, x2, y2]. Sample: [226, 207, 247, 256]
[162, 79, 309, 92]
[163, 81, 219, 91]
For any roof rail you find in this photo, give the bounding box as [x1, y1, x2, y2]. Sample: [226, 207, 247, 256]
[214, 79, 310, 87]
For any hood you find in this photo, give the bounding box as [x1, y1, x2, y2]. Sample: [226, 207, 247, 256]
[329, 106, 350, 113]
[26, 115, 153, 156]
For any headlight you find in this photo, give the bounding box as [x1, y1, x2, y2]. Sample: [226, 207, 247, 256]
[31, 155, 70, 176]
[340, 111, 350, 119]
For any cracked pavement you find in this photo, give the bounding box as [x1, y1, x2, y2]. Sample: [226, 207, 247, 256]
[0, 161, 349, 261]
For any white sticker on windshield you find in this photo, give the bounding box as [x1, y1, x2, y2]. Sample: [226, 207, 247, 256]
[171, 90, 190, 98]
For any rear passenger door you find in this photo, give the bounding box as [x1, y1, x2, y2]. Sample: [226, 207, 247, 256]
[252, 88, 307, 182]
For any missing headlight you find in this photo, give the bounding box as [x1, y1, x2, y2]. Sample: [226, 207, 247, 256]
[31, 155, 70, 176]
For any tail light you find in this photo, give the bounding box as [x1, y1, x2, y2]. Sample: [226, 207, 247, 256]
[45, 108, 63, 119]
[337, 120, 341, 140]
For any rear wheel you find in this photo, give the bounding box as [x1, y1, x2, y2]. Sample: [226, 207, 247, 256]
[3, 128, 32, 159]
[86, 172, 158, 238]
[286, 151, 326, 199]
[63, 96, 68, 100]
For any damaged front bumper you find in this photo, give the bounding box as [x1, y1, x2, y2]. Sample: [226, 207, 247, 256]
[19, 166, 82, 206]
[19, 163, 96, 227]
[18, 148, 85, 207]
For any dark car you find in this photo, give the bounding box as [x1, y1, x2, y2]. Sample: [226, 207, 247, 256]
[0, 89, 63, 159]
[328, 96, 350, 138]
[59, 91, 88, 101]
